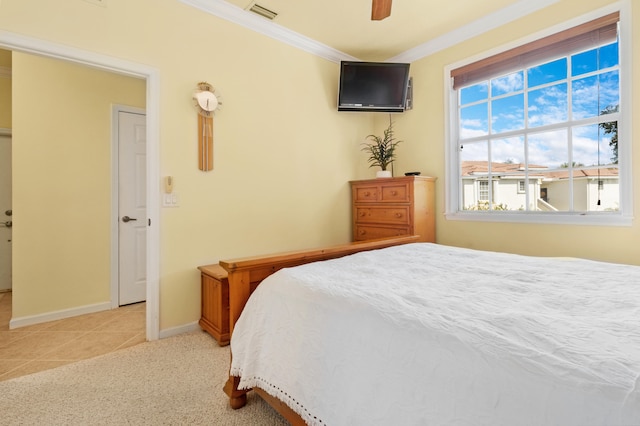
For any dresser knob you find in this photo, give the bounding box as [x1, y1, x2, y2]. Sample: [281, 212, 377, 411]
[391, 190, 397, 195]
[364, 191, 370, 196]
[395, 213, 402, 218]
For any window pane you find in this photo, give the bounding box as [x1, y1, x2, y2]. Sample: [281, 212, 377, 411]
[527, 58, 567, 88]
[460, 82, 488, 105]
[599, 119, 618, 164]
[572, 75, 598, 119]
[460, 103, 488, 138]
[572, 123, 616, 167]
[572, 168, 619, 212]
[492, 137, 527, 211]
[492, 94, 524, 133]
[571, 49, 598, 77]
[572, 71, 619, 120]
[598, 70, 619, 114]
[460, 141, 488, 211]
[599, 41, 619, 69]
[492, 136, 525, 164]
[528, 129, 568, 169]
[528, 83, 567, 127]
[491, 71, 524, 96]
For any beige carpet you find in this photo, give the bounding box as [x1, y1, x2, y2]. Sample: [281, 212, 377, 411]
[0, 331, 288, 425]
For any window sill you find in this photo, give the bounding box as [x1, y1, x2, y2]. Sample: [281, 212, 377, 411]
[445, 211, 633, 227]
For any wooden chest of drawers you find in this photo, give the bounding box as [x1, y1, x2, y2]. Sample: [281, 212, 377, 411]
[350, 176, 435, 242]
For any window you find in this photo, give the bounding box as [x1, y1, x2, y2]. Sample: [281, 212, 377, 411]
[446, 10, 631, 225]
[478, 181, 489, 201]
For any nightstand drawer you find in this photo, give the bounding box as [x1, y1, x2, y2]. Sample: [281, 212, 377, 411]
[354, 224, 411, 241]
[355, 206, 410, 225]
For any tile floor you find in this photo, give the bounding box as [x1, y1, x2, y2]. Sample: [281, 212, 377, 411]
[0, 291, 146, 382]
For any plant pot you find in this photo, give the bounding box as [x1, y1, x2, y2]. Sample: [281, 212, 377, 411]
[376, 170, 392, 178]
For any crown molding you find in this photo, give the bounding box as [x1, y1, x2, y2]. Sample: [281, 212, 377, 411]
[179, 0, 359, 63]
[387, 0, 561, 62]
[0, 66, 11, 78]
[181, 0, 561, 64]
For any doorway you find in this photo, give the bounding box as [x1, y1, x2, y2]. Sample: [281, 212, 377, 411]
[0, 33, 160, 340]
[0, 131, 11, 292]
[113, 107, 147, 307]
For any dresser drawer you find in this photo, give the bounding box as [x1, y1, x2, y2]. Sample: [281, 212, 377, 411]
[353, 185, 380, 202]
[380, 183, 410, 202]
[355, 206, 410, 225]
[354, 224, 411, 241]
[353, 182, 410, 203]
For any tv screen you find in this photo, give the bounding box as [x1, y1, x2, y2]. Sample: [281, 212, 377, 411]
[338, 61, 410, 112]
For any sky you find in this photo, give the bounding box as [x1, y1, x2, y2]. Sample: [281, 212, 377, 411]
[458, 41, 619, 170]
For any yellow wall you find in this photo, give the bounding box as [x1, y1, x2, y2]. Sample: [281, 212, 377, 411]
[398, 0, 640, 265]
[11, 53, 145, 316]
[1, 0, 374, 330]
[4, 0, 636, 333]
[0, 49, 10, 129]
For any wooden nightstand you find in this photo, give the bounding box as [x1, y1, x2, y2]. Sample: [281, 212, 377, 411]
[198, 264, 230, 346]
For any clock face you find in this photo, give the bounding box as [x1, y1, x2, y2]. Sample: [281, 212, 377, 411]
[196, 91, 219, 112]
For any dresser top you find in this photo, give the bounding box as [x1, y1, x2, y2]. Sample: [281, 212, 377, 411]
[350, 175, 436, 185]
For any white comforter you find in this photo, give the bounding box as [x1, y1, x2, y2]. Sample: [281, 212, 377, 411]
[230, 243, 640, 425]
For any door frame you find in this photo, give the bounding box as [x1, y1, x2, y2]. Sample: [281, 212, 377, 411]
[0, 31, 161, 340]
[111, 105, 147, 309]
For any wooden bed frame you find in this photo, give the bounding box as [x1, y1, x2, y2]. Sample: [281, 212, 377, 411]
[218, 235, 420, 425]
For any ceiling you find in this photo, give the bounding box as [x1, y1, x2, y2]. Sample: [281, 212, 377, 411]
[219, 0, 555, 62]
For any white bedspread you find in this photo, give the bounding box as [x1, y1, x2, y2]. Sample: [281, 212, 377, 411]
[230, 243, 640, 425]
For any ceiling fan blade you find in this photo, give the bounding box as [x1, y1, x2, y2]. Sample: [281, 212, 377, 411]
[371, 0, 392, 21]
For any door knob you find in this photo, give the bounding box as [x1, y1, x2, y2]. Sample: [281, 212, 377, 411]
[122, 216, 137, 223]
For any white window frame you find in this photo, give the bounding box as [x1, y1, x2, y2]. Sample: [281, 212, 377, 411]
[444, 1, 633, 226]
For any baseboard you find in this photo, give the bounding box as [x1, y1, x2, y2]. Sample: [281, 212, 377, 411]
[9, 301, 112, 330]
[158, 321, 200, 339]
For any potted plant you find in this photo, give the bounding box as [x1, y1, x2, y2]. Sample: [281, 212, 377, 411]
[361, 117, 402, 178]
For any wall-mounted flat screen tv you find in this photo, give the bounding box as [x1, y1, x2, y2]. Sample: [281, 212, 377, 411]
[338, 61, 410, 113]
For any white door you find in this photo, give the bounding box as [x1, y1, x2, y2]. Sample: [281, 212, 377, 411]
[0, 134, 11, 292]
[118, 111, 147, 305]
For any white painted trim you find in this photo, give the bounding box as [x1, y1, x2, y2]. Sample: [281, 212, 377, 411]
[110, 105, 147, 310]
[179, 0, 358, 63]
[9, 302, 112, 329]
[158, 321, 201, 339]
[0, 30, 161, 341]
[618, 0, 634, 220]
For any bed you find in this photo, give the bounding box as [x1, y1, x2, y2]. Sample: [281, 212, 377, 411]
[219, 236, 640, 425]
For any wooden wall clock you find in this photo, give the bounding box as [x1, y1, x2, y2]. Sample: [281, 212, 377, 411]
[193, 82, 222, 171]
